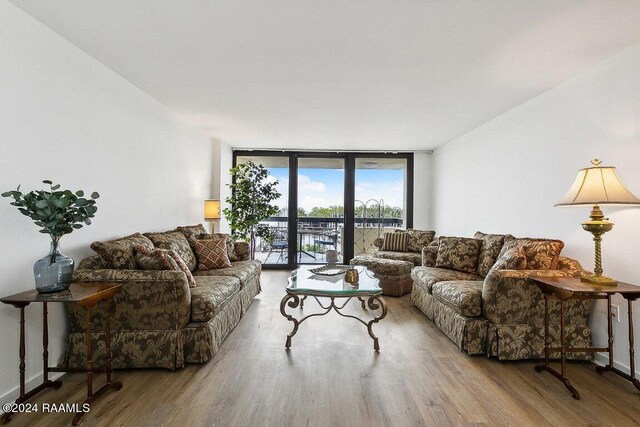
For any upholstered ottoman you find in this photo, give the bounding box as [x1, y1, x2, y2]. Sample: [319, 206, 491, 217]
[350, 256, 413, 297]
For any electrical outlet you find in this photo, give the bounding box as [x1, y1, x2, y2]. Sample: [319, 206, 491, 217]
[611, 305, 620, 323]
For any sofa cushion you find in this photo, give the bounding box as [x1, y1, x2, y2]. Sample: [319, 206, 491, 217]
[411, 266, 482, 293]
[190, 236, 232, 270]
[374, 250, 422, 266]
[193, 260, 261, 285]
[144, 231, 198, 272]
[474, 232, 511, 277]
[435, 237, 482, 274]
[190, 275, 241, 322]
[91, 233, 154, 269]
[133, 246, 179, 271]
[397, 229, 436, 252]
[381, 232, 407, 251]
[502, 237, 564, 270]
[432, 281, 483, 317]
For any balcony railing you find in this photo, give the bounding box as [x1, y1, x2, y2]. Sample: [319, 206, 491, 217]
[255, 216, 404, 265]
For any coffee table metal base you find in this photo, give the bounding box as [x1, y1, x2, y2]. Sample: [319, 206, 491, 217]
[280, 294, 387, 351]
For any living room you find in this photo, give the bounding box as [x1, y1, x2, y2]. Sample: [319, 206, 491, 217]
[1, 1, 640, 426]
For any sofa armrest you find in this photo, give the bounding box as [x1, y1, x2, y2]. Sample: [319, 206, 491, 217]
[373, 237, 384, 249]
[233, 241, 250, 261]
[481, 269, 591, 325]
[70, 269, 191, 332]
[421, 245, 438, 267]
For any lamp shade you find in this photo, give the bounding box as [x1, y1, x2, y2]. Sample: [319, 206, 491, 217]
[204, 199, 221, 220]
[555, 159, 640, 207]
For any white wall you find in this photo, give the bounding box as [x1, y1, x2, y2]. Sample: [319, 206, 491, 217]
[432, 41, 640, 375]
[0, 1, 213, 403]
[211, 140, 234, 233]
[412, 152, 433, 230]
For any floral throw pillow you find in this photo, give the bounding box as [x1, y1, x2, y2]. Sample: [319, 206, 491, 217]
[501, 237, 564, 270]
[403, 229, 436, 252]
[435, 236, 482, 275]
[91, 233, 154, 269]
[133, 246, 179, 271]
[166, 249, 197, 288]
[190, 237, 232, 270]
[473, 232, 512, 277]
[175, 224, 208, 240]
[486, 243, 527, 277]
[144, 231, 198, 272]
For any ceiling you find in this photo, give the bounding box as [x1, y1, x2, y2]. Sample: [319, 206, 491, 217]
[10, 0, 640, 150]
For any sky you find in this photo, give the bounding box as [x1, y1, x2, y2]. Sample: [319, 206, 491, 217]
[267, 167, 405, 212]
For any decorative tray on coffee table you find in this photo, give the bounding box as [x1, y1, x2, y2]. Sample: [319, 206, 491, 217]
[308, 265, 348, 276]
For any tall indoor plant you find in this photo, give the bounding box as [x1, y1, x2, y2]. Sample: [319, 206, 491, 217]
[2, 180, 99, 293]
[223, 161, 281, 259]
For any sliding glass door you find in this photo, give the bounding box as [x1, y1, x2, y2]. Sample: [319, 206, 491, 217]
[353, 157, 409, 257]
[297, 157, 345, 264]
[232, 151, 413, 268]
[234, 154, 291, 267]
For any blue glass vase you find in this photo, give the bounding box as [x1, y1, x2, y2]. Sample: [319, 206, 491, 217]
[34, 240, 74, 293]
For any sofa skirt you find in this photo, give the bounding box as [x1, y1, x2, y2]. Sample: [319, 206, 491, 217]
[412, 282, 487, 355]
[184, 274, 260, 363]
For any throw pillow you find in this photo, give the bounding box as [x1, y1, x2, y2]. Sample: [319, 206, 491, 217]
[473, 232, 513, 277]
[144, 231, 198, 272]
[501, 237, 564, 270]
[402, 229, 436, 252]
[175, 224, 208, 240]
[193, 233, 238, 261]
[381, 232, 408, 252]
[166, 249, 197, 288]
[435, 236, 482, 274]
[133, 246, 179, 271]
[486, 243, 527, 276]
[91, 233, 154, 269]
[190, 237, 232, 270]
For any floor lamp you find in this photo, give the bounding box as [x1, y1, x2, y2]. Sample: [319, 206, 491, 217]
[204, 199, 221, 233]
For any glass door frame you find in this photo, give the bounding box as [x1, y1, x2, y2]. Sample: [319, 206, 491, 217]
[232, 150, 414, 269]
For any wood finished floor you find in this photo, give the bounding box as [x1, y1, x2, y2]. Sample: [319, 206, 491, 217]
[10, 271, 640, 427]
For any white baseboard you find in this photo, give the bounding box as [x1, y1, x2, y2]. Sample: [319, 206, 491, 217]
[0, 371, 65, 406]
[593, 353, 640, 378]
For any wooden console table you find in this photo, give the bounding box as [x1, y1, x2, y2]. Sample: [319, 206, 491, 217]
[532, 277, 640, 399]
[0, 282, 123, 425]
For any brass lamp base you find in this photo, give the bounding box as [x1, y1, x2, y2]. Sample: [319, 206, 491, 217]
[580, 273, 617, 286]
[580, 204, 617, 286]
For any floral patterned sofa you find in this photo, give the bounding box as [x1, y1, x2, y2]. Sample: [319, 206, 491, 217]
[372, 229, 436, 266]
[411, 232, 592, 360]
[63, 224, 260, 370]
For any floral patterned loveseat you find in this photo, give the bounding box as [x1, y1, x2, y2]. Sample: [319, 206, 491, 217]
[411, 232, 592, 360]
[63, 224, 260, 370]
[372, 229, 437, 266]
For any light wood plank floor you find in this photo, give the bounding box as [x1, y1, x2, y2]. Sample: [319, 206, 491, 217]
[9, 271, 640, 426]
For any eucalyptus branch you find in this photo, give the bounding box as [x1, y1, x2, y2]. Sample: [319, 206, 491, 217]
[2, 180, 100, 240]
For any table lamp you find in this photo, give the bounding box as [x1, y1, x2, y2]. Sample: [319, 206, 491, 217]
[204, 199, 221, 233]
[556, 159, 640, 285]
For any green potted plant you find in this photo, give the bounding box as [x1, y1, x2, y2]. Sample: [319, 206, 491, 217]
[223, 161, 281, 259]
[2, 180, 99, 293]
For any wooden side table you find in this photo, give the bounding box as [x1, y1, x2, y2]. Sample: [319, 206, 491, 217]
[532, 277, 640, 399]
[0, 282, 123, 425]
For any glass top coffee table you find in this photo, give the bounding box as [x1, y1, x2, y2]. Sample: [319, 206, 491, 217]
[280, 265, 387, 351]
